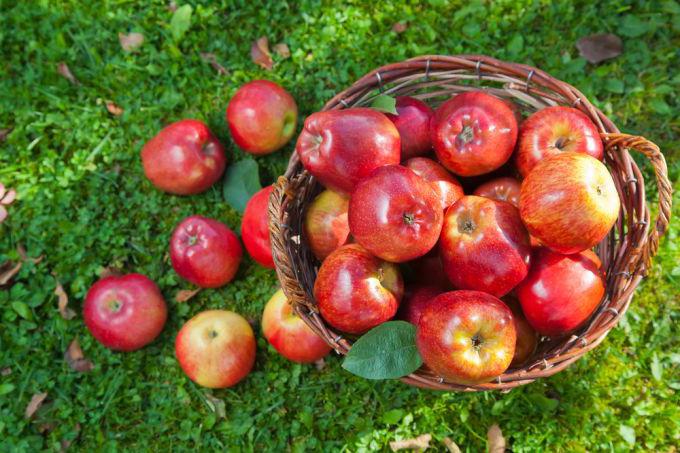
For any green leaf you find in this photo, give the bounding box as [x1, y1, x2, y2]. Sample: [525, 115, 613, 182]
[381, 409, 405, 425]
[222, 158, 262, 214]
[0, 383, 14, 395]
[342, 321, 422, 380]
[605, 79, 625, 94]
[527, 393, 559, 412]
[649, 98, 671, 115]
[170, 5, 193, 41]
[619, 424, 636, 446]
[507, 35, 524, 55]
[651, 354, 663, 381]
[370, 94, 398, 115]
[11, 301, 31, 319]
[619, 15, 650, 38]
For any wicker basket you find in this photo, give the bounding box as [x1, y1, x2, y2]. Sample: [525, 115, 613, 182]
[268, 55, 672, 392]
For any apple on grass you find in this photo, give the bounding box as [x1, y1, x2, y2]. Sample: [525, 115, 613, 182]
[431, 91, 518, 177]
[440, 195, 531, 297]
[404, 157, 464, 210]
[519, 152, 620, 254]
[303, 189, 350, 261]
[385, 96, 433, 159]
[170, 215, 242, 288]
[314, 244, 403, 334]
[83, 274, 167, 351]
[349, 165, 443, 263]
[141, 119, 226, 195]
[262, 289, 331, 363]
[416, 290, 516, 385]
[473, 176, 522, 208]
[242, 185, 275, 268]
[175, 310, 255, 388]
[226, 80, 298, 155]
[515, 106, 603, 177]
[295, 108, 400, 194]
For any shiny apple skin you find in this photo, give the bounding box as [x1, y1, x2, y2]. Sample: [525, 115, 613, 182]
[385, 96, 433, 159]
[503, 297, 538, 366]
[295, 108, 401, 194]
[175, 310, 255, 388]
[303, 190, 350, 261]
[398, 285, 444, 325]
[141, 119, 226, 195]
[519, 152, 620, 254]
[262, 289, 331, 363]
[404, 157, 464, 210]
[170, 215, 242, 288]
[416, 290, 516, 385]
[226, 80, 298, 155]
[516, 106, 604, 177]
[516, 247, 606, 336]
[83, 274, 167, 351]
[314, 244, 403, 334]
[431, 91, 518, 177]
[242, 185, 275, 268]
[473, 176, 522, 208]
[440, 196, 531, 297]
[349, 165, 443, 263]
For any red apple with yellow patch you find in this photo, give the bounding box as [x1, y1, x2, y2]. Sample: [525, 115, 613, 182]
[303, 190, 350, 261]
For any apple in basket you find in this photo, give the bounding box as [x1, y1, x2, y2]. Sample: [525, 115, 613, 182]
[262, 289, 331, 363]
[473, 176, 522, 208]
[242, 185, 275, 268]
[397, 285, 444, 325]
[303, 189, 350, 261]
[503, 297, 539, 366]
[385, 96, 434, 159]
[295, 108, 400, 194]
[404, 157, 464, 211]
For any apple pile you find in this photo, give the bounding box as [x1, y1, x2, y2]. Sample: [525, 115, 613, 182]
[298, 92, 619, 385]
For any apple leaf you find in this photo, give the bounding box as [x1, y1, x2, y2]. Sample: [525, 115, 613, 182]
[370, 94, 398, 115]
[170, 4, 193, 41]
[342, 321, 422, 380]
[222, 158, 262, 214]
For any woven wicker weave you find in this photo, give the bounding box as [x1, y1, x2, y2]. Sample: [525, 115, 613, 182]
[268, 55, 672, 391]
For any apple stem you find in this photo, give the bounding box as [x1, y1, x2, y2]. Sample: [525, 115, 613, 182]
[108, 299, 122, 312]
[188, 235, 198, 246]
[403, 212, 415, 225]
[208, 330, 218, 339]
[554, 136, 569, 150]
[458, 124, 475, 145]
[471, 333, 483, 349]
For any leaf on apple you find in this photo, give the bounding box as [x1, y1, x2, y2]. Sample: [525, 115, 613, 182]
[370, 94, 398, 115]
[118, 32, 144, 52]
[389, 434, 431, 451]
[341, 321, 422, 379]
[64, 339, 94, 373]
[575, 33, 622, 64]
[251, 36, 274, 70]
[487, 424, 505, 453]
[170, 4, 193, 41]
[222, 158, 262, 214]
[55, 279, 76, 320]
[25, 392, 48, 419]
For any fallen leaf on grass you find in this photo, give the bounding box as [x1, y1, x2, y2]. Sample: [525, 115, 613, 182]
[175, 288, 201, 303]
[443, 437, 461, 453]
[65, 339, 93, 372]
[17, 245, 43, 264]
[1, 367, 11, 376]
[390, 434, 431, 451]
[61, 423, 81, 451]
[99, 266, 121, 278]
[38, 422, 56, 433]
[200, 52, 228, 75]
[25, 392, 48, 419]
[273, 42, 290, 58]
[118, 32, 144, 52]
[105, 101, 123, 116]
[55, 279, 76, 320]
[167, 1, 177, 12]
[0, 261, 22, 286]
[392, 22, 409, 33]
[314, 358, 326, 371]
[251, 36, 273, 70]
[57, 62, 79, 85]
[575, 33, 622, 64]
[204, 393, 226, 418]
[487, 424, 506, 453]
[0, 128, 11, 142]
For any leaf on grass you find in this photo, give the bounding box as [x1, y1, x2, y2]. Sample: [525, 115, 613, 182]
[200, 53, 228, 75]
[65, 339, 93, 372]
[99, 266, 121, 278]
[0, 128, 11, 142]
[619, 15, 650, 38]
[443, 437, 462, 453]
[170, 4, 193, 41]
[651, 354, 663, 381]
[17, 245, 43, 264]
[175, 288, 201, 303]
[222, 158, 262, 214]
[0, 261, 22, 286]
[55, 279, 75, 320]
[204, 393, 226, 418]
[527, 393, 559, 412]
[251, 36, 273, 70]
[392, 22, 408, 33]
[487, 424, 506, 453]
[61, 423, 81, 451]
[25, 392, 48, 419]
[167, 1, 177, 12]
[619, 424, 635, 446]
[342, 321, 422, 379]
[273, 42, 290, 58]
[370, 94, 398, 115]
[1, 186, 17, 205]
[390, 434, 431, 451]
[105, 101, 124, 116]
[314, 358, 326, 371]
[118, 32, 144, 52]
[575, 34, 622, 64]
[1, 367, 11, 376]
[57, 62, 79, 85]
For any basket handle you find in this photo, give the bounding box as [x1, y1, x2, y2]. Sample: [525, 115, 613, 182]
[602, 133, 672, 270]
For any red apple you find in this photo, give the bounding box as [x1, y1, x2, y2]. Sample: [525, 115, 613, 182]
[303, 190, 350, 261]
[416, 290, 516, 384]
[519, 152, 620, 254]
[516, 247, 606, 336]
[170, 215, 242, 288]
[242, 185, 275, 268]
[226, 80, 298, 155]
[83, 274, 167, 351]
[349, 165, 443, 263]
[398, 285, 443, 325]
[295, 108, 401, 193]
[385, 96, 433, 159]
[440, 195, 531, 297]
[404, 157, 464, 210]
[515, 106, 603, 177]
[431, 91, 518, 176]
[175, 310, 255, 388]
[262, 289, 332, 363]
[406, 250, 451, 288]
[503, 298, 538, 366]
[314, 244, 403, 334]
[473, 176, 521, 208]
[141, 119, 226, 195]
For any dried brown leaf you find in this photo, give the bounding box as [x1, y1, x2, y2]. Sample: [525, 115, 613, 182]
[38, 422, 56, 433]
[575, 33, 622, 64]
[65, 339, 93, 372]
[118, 32, 144, 52]
[0, 128, 11, 142]
[175, 288, 201, 303]
[200, 52, 228, 75]
[487, 424, 506, 453]
[105, 101, 124, 116]
[443, 437, 462, 453]
[392, 22, 409, 33]
[99, 266, 120, 278]
[0, 261, 22, 286]
[390, 434, 431, 451]
[25, 392, 48, 419]
[55, 280, 76, 320]
[1, 367, 11, 376]
[57, 62, 79, 85]
[251, 36, 273, 70]
[1, 188, 16, 205]
[273, 42, 290, 58]
[17, 244, 43, 264]
[167, 1, 177, 12]
[314, 358, 326, 371]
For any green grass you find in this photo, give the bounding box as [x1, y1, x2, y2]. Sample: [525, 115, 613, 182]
[1, 0, 678, 451]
